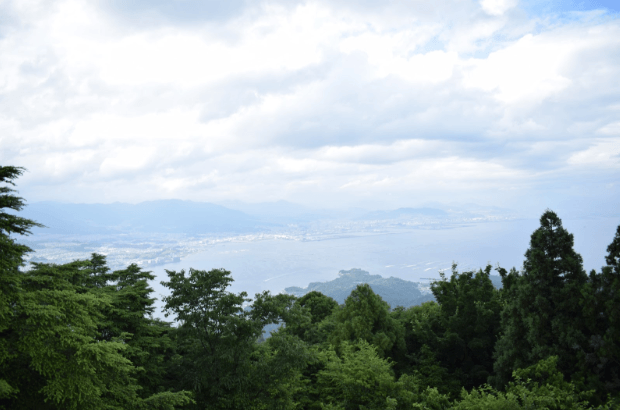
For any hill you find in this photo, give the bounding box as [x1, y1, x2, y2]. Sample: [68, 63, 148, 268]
[20, 200, 265, 235]
[285, 268, 435, 308]
[285, 268, 504, 308]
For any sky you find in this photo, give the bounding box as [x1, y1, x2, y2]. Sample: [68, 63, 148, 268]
[1, 0, 619, 215]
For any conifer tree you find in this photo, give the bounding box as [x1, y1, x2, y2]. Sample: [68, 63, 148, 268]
[493, 210, 589, 387]
[600, 225, 620, 394]
[0, 166, 43, 400]
[0, 167, 192, 409]
[580, 224, 620, 401]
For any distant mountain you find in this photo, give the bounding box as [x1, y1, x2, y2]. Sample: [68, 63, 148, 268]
[217, 200, 323, 223]
[357, 207, 449, 221]
[218, 200, 370, 222]
[21, 200, 266, 235]
[19, 200, 522, 237]
[285, 268, 435, 308]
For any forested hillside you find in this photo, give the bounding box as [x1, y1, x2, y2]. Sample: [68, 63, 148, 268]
[2, 165, 619, 409]
[285, 268, 436, 307]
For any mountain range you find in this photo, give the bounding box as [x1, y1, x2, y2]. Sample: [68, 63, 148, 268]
[18, 200, 517, 236]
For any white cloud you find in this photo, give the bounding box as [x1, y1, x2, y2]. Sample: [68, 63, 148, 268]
[479, 0, 518, 16]
[462, 32, 574, 103]
[568, 138, 620, 168]
[1, 0, 618, 210]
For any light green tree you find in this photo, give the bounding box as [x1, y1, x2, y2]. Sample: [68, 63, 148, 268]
[317, 341, 399, 410]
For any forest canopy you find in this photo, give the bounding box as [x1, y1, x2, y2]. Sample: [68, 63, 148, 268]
[1, 165, 619, 410]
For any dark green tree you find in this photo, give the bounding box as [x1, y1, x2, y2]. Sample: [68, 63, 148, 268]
[598, 225, 620, 396]
[579, 224, 620, 402]
[298, 291, 339, 324]
[1, 260, 141, 409]
[162, 269, 316, 409]
[0, 166, 43, 400]
[98, 261, 180, 399]
[329, 284, 405, 360]
[244, 329, 314, 409]
[431, 264, 502, 390]
[493, 210, 589, 388]
[392, 301, 459, 395]
[161, 268, 255, 408]
[285, 291, 338, 345]
[0, 168, 191, 409]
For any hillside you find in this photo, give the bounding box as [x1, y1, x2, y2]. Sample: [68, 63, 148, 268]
[285, 268, 504, 308]
[285, 268, 436, 308]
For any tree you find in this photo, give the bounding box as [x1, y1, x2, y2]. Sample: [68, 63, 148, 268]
[0, 166, 43, 400]
[285, 291, 338, 345]
[598, 225, 620, 396]
[493, 210, 589, 387]
[0, 168, 191, 409]
[579, 224, 620, 402]
[298, 291, 339, 324]
[431, 264, 502, 390]
[161, 268, 264, 408]
[456, 357, 598, 410]
[0, 259, 142, 409]
[317, 341, 400, 410]
[96, 260, 180, 399]
[329, 284, 405, 360]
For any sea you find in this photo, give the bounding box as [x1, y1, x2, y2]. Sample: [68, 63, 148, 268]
[148, 217, 618, 318]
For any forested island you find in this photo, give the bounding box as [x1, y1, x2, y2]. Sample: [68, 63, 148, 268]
[1, 165, 619, 409]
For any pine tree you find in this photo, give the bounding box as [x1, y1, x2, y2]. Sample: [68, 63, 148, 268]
[493, 210, 589, 387]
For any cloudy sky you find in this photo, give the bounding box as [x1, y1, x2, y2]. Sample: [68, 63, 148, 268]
[1, 0, 619, 214]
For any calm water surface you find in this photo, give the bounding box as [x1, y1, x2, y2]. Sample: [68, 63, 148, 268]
[150, 217, 618, 317]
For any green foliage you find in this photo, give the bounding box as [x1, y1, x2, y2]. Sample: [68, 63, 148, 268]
[96, 260, 181, 399]
[579, 225, 620, 401]
[0, 166, 44, 399]
[0, 167, 191, 409]
[243, 331, 314, 409]
[3, 170, 619, 410]
[1, 260, 139, 409]
[161, 269, 314, 409]
[431, 264, 502, 390]
[507, 356, 594, 409]
[451, 385, 521, 410]
[392, 266, 501, 397]
[284, 291, 338, 345]
[161, 268, 258, 408]
[0, 166, 44, 238]
[597, 226, 620, 396]
[443, 357, 608, 410]
[453, 356, 601, 410]
[298, 291, 339, 324]
[330, 284, 405, 359]
[392, 301, 444, 371]
[317, 341, 399, 410]
[411, 386, 451, 410]
[493, 210, 589, 387]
